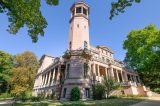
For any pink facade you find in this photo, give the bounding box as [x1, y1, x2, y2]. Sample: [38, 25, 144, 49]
[33, 1, 151, 100]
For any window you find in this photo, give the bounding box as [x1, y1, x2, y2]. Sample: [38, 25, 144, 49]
[72, 9, 75, 16]
[77, 24, 79, 28]
[76, 7, 82, 13]
[84, 63, 88, 78]
[83, 7, 87, 15]
[63, 88, 67, 98]
[69, 42, 72, 50]
[66, 64, 70, 78]
[84, 88, 90, 98]
[102, 57, 105, 61]
[84, 41, 88, 49]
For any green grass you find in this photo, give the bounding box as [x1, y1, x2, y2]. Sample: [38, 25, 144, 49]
[13, 97, 144, 106]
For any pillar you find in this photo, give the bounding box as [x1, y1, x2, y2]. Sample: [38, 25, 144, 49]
[97, 65, 100, 81]
[52, 68, 56, 85]
[116, 70, 120, 82]
[56, 65, 61, 84]
[121, 70, 124, 82]
[110, 67, 114, 78]
[105, 67, 108, 78]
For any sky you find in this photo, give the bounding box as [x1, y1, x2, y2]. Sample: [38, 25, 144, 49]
[0, 0, 160, 61]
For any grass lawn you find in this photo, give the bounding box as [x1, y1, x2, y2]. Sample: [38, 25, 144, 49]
[13, 97, 144, 106]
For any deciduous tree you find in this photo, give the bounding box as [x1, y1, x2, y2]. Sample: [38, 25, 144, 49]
[10, 51, 39, 96]
[0, 51, 14, 93]
[123, 24, 160, 93]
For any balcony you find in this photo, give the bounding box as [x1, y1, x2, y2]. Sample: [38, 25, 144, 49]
[63, 49, 92, 59]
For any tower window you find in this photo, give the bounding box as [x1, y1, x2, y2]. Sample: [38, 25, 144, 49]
[69, 41, 72, 50]
[84, 41, 88, 49]
[83, 8, 87, 15]
[77, 24, 79, 28]
[76, 7, 82, 13]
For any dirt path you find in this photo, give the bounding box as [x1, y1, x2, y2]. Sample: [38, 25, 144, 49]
[130, 97, 160, 106]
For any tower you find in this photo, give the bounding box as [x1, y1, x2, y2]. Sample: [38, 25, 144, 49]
[68, 1, 90, 50]
[62, 2, 92, 100]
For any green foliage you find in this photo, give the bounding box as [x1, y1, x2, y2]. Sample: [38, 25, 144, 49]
[10, 51, 39, 96]
[0, 51, 14, 93]
[110, 0, 141, 20]
[0, 0, 58, 42]
[92, 83, 105, 100]
[70, 87, 80, 101]
[31, 96, 41, 102]
[152, 88, 160, 94]
[0, 92, 12, 99]
[102, 77, 120, 98]
[123, 24, 160, 91]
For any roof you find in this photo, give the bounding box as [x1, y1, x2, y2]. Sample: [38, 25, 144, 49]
[39, 54, 54, 63]
[96, 45, 114, 53]
[70, 1, 89, 11]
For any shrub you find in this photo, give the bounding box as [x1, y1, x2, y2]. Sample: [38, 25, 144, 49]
[0, 92, 12, 98]
[70, 87, 80, 101]
[31, 96, 40, 102]
[102, 77, 120, 98]
[153, 88, 160, 94]
[92, 83, 105, 100]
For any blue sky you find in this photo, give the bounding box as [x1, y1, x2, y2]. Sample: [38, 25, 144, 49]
[0, 0, 160, 61]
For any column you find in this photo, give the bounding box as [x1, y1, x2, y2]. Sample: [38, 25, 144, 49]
[97, 65, 100, 82]
[52, 68, 56, 85]
[105, 67, 108, 78]
[41, 75, 44, 87]
[48, 70, 51, 86]
[93, 63, 96, 80]
[116, 70, 120, 82]
[93, 63, 96, 76]
[56, 65, 61, 84]
[124, 72, 128, 82]
[121, 70, 124, 82]
[44, 73, 47, 87]
[110, 67, 114, 78]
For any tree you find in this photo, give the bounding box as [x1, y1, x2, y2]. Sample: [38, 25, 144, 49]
[123, 24, 160, 93]
[92, 83, 105, 100]
[10, 51, 39, 96]
[0, 0, 140, 42]
[110, 0, 141, 20]
[0, 0, 58, 43]
[102, 77, 119, 98]
[0, 51, 14, 93]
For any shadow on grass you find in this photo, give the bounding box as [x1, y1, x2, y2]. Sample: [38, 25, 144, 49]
[12, 98, 145, 106]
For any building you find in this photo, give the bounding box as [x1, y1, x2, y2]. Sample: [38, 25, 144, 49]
[33, 1, 151, 100]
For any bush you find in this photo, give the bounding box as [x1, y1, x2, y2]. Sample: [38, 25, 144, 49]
[70, 87, 80, 101]
[31, 96, 40, 102]
[92, 83, 105, 100]
[152, 88, 160, 94]
[0, 92, 12, 98]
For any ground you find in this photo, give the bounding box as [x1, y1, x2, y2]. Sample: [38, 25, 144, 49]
[0, 97, 160, 106]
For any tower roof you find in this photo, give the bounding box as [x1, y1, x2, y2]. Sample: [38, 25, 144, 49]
[70, 1, 89, 11]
